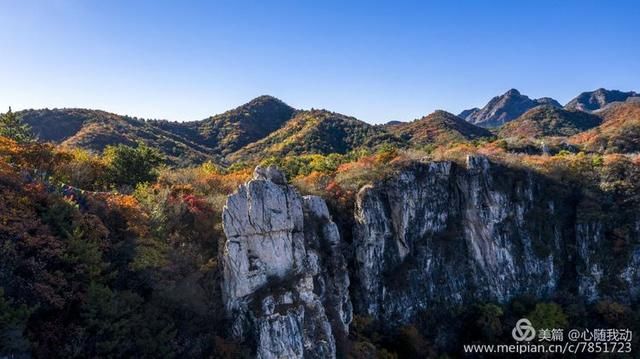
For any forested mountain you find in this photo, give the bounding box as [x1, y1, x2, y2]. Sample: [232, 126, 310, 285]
[499, 105, 602, 138]
[2, 88, 640, 358]
[388, 110, 492, 145]
[571, 101, 640, 153]
[20, 108, 219, 166]
[227, 109, 403, 161]
[150, 95, 297, 157]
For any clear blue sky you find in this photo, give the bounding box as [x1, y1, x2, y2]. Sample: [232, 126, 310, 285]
[1, 0, 638, 123]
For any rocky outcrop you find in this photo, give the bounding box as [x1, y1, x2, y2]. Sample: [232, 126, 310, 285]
[565, 88, 638, 112]
[221, 166, 351, 358]
[461, 89, 560, 128]
[353, 155, 640, 324]
[221, 159, 640, 353]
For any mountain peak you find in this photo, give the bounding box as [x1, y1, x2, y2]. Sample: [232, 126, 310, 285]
[233, 95, 292, 112]
[388, 110, 491, 145]
[247, 94, 285, 104]
[460, 89, 559, 128]
[505, 88, 521, 96]
[565, 88, 638, 112]
[430, 109, 457, 118]
[195, 96, 297, 156]
[228, 109, 402, 161]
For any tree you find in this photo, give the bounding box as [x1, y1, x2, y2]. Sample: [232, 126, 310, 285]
[475, 303, 504, 340]
[79, 283, 176, 357]
[0, 107, 33, 143]
[103, 143, 164, 188]
[0, 288, 32, 356]
[528, 302, 568, 329]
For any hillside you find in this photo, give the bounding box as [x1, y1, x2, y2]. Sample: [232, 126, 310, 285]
[20, 108, 219, 166]
[499, 105, 602, 138]
[152, 95, 296, 157]
[460, 89, 561, 128]
[3, 95, 640, 359]
[571, 101, 640, 153]
[227, 109, 403, 161]
[389, 110, 492, 145]
[565, 88, 638, 112]
[19, 96, 296, 166]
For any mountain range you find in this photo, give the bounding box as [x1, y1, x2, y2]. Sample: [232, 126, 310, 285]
[16, 87, 640, 165]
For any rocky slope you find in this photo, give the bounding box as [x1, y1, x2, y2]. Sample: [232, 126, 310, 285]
[565, 88, 639, 112]
[460, 89, 561, 128]
[220, 166, 351, 358]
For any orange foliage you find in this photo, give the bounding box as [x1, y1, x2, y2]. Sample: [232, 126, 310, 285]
[104, 194, 150, 237]
[199, 168, 252, 195]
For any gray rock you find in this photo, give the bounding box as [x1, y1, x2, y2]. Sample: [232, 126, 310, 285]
[221, 166, 351, 358]
[462, 89, 561, 128]
[565, 88, 638, 112]
[353, 155, 640, 324]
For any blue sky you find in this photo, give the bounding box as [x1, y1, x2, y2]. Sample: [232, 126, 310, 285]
[1, 0, 638, 123]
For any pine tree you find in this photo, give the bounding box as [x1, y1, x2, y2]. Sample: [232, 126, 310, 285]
[0, 107, 33, 143]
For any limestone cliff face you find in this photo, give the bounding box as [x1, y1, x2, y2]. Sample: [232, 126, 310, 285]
[353, 155, 640, 323]
[221, 166, 351, 359]
[221, 159, 640, 356]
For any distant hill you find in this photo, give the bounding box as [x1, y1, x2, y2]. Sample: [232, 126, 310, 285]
[20, 108, 219, 166]
[151, 95, 296, 157]
[565, 88, 638, 112]
[18, 89, 640, 166]
[228, 109, 403, 161]
[389, 110, 492, 145]
[19, 96, 296, 166]
[571, 101, 640, 153]
[460, 89, 561, 128]
[499, 106, 602, 138]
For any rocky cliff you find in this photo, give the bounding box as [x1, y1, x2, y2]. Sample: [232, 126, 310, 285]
[353, 155, 640, 324]
[221, 159, 640, 357]
[221, 166, 351, 359]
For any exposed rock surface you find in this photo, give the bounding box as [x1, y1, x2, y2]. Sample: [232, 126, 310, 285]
[461, 89, 561, 128]
[221, 159, 640, 355]
[352, 155, 640, 324]
[565, 88, 638, 112]
[221, 166, 351, 358]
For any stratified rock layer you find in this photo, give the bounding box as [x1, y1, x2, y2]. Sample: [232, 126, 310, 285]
[221, 166, 351, 359]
